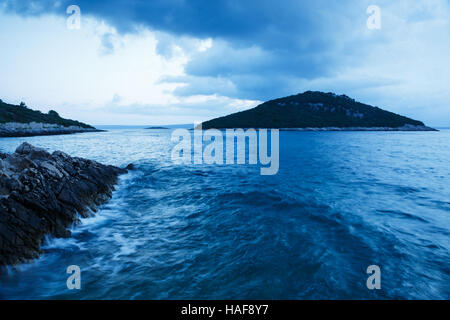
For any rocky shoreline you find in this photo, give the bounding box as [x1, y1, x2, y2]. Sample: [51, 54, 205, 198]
[0, 143, 131, 267]
[278, 124, 438, 131]
[0, 122, 103, 137]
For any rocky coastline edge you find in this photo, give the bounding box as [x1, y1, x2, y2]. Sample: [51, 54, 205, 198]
[0, 143, 131, 268]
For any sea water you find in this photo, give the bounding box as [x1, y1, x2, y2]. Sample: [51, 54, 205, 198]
[0, 128, 449, 299]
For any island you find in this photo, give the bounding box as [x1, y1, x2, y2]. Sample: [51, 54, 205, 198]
[0, 143, 132, 267]
[145, 126, 169, 129]
[200, 91, 437, 131]
[0, 99, 103, 137]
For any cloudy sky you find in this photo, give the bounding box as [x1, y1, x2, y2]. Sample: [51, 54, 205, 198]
[0, 0, 449, 126]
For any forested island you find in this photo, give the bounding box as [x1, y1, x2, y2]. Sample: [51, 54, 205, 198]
[200, 91, 436, 131]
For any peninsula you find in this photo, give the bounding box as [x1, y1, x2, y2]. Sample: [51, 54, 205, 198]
[0, 99, 102, 137]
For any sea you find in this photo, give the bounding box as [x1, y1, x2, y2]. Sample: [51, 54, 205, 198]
[0, 127, 449, 299]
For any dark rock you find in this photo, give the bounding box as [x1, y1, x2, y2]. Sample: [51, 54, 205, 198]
[15, 142, 51, 160]
[125, 163, 135, 170]
[0, 142, 128, 267]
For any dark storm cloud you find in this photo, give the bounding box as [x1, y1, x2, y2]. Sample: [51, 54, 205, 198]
[3, 0, 372, 100]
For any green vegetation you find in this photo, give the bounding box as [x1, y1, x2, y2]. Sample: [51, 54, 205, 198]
[0, 100, 94, 129]
[201, 91, 427, 129]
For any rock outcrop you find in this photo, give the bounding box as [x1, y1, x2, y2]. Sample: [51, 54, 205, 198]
[0, 143, 129, 267]
[0, 122, 102, 137]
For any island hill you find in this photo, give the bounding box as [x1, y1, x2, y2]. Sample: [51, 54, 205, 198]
[200, 91, 436, 131]
[0, 99, 101, 137]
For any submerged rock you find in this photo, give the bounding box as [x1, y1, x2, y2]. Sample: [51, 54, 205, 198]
[0, 142, 128, 267]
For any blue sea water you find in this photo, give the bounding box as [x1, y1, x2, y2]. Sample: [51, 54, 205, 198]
[0, 128, 449, 299]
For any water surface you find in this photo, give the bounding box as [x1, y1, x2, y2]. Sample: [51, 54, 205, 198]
[0, 128, 449, 299]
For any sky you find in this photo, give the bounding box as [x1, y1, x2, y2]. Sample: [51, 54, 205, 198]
[0, 0, 449, 126]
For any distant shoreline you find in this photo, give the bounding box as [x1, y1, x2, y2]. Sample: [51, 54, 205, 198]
[0, 122, 104, 138]
[0, 129, 104, 138]
[277, 125, 438, 131]
[145, 126, 169, 129]
[191, 125, 438, 131]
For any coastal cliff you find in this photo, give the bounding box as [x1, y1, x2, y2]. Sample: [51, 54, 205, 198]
[200, 91, 437, 131]
[0, 99, 102, 137]
[0, 143, 130, 267]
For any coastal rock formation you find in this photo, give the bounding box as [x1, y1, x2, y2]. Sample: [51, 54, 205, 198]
[0, 143, 128, 267]
[0, 122, 101, 137]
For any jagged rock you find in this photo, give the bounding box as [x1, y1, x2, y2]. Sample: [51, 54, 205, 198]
[15, 142, 50, 159]
[0, 142, 128, 267]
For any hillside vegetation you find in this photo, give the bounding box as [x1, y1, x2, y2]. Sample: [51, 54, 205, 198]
[201, 91, 428, 129]
[0, 99, 94, 129]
